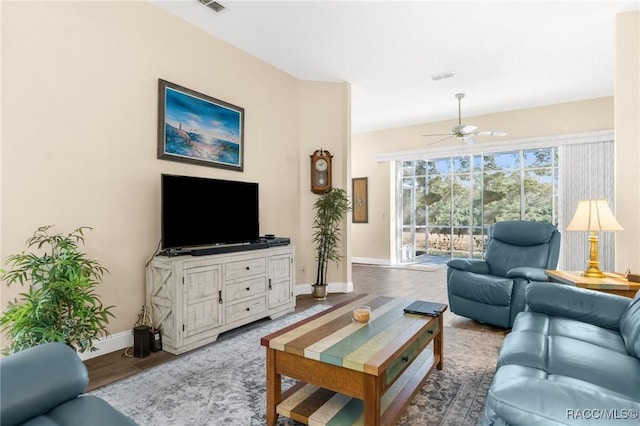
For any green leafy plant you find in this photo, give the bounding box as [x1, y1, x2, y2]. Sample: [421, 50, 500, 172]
[0, 225, 114, 354]
[312, 188, 352, 287]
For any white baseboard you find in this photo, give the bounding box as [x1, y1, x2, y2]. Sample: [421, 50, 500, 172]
[352, 257, 391, 266]
[77, 330, 133, 361]
[294, 281, 353, 296]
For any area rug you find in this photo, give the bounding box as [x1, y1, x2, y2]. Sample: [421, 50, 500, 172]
[91, 306, 503, 426]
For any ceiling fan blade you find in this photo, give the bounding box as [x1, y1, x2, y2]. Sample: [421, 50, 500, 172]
[426, 135, 454, 145]
[476, 131, 507, 136]
[422, 133, 451, 137]
[461, 125, 478, 134]
[463, 136, 476, 145]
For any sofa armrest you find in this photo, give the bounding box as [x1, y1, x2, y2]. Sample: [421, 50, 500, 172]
[525, 281, 631, 330]
[507, 267, 548, 282]
[0, 343, 88, 426]
[447, 259, 489, 274]
[486, 376, 640, 425]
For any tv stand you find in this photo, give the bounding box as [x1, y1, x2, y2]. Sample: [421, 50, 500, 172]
[191, 241, 270, 256]
[147, 245, 296, 355]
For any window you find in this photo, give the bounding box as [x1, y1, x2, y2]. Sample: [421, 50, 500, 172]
[400, 147, 558, 261]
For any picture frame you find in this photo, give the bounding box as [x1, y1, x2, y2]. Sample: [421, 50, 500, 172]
[157, 79, 244, 171]
[352, 177, 368, 223]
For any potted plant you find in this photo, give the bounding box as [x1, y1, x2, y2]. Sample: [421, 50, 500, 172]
[0, 225, 114, 354]
[311, 188, 352, 300]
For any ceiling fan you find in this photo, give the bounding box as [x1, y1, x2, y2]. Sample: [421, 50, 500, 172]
[422, 93, 506, 145]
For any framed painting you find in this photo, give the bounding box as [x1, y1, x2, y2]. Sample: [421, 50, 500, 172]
[157, 79, 244, 171]
[352, 177, 368, 223]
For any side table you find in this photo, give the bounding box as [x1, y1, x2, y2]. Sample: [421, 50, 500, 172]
[545, 270, 639, 298]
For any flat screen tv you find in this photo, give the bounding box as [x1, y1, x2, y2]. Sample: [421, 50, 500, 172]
[161, 174, 259, 250]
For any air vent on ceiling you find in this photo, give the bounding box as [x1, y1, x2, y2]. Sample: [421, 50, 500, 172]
[197, 0, 226, 13]
[429, 71, 455, 82]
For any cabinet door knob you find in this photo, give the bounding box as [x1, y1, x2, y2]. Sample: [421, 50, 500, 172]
[246, 287, 250, 291]
[246, 266, 250, 270]
[246, 307, 250, 311]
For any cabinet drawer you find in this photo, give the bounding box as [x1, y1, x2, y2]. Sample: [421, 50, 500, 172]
[225, 258, 266, 280]
[417, 320, 439, 350]
[385, 320, 439, 386]
[385, 341, 418, 386]
[226, 276, 266, 303]
[226, 297, 266, 324]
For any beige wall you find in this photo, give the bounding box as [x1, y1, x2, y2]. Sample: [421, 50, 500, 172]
[299, 81, 352, 290]
[1, 1, 349, 351]
[352, 97, 618, 263]
[615, 11, 640, 272]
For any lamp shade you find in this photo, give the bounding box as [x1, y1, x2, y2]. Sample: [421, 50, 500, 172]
[566, 199, 623, 232]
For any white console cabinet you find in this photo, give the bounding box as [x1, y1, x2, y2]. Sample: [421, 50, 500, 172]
[146, 245, 295, 354]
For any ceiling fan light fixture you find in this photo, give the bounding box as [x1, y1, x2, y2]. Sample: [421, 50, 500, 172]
[422, 92, 507, 145]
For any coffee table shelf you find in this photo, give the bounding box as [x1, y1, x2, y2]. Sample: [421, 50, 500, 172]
[276, 347, 436, 425]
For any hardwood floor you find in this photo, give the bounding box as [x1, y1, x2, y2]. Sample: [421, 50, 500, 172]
[85, 264, 505, 392]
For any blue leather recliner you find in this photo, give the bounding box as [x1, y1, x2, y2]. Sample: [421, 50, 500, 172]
[0, 342, 137, 426]
[446, 220, 560, 328]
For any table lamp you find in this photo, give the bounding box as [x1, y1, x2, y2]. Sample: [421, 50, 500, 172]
[566, 199, 623, 278]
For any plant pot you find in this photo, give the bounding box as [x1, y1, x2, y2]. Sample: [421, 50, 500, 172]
[311, 284, 327, 300]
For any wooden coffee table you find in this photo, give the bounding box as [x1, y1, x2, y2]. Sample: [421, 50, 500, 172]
[260, 294, 446, 426]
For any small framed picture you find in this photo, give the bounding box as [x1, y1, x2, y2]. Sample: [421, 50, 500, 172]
[352, 177, 368, 223]
[157, 79, 244, 171]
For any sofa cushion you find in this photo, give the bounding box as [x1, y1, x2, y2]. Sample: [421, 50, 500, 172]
[0, 343, 88, 426]
[526, 281, 630, 330]
[490, 220, 558, 246]
[620, 290, 640, 357]
[485, 240, 552, 278]
[448, 270, 513, 305]
[46, 396, 136, 426]
[486, 367, 640, 426]
[19, 418, 59, 426]
[511, 312, 628, 354]
[447, 258, 490, 274]
[498, 312, 640, 401]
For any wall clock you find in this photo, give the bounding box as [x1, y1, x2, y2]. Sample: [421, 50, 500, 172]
[310, 149, 333, 194]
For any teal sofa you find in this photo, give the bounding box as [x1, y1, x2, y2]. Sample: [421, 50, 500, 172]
[0, 342, 137, 426]
[484, 281, 640, 425]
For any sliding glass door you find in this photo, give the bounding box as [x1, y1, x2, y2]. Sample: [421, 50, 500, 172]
[400, 147, 558, 262]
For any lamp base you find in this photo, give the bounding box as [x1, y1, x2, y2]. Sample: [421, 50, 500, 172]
[581, 231, 606, 278]
[581, 267, 606, 278]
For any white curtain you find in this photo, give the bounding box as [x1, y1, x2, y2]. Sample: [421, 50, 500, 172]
[559, 140, 616, 272]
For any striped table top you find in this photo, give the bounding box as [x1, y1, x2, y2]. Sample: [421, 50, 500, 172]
[261, 294, 442, 376]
